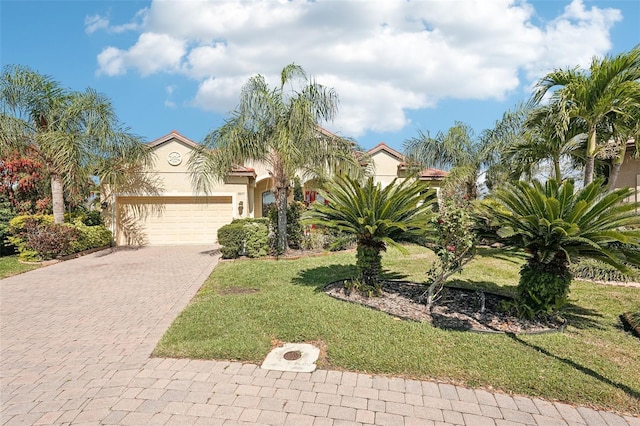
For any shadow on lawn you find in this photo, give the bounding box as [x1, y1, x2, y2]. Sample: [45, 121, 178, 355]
[292, 264, 407, 292]
[447, 279, 517, 297]
[476, 247, 527, 263]
[562, 303, 605, 330]
[508, 333, 640, 401]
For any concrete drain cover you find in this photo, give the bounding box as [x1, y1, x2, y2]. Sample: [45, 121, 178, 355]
[261, 343, 320, 372]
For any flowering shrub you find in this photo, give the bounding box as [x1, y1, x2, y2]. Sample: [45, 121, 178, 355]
[423, 201, 477, 308]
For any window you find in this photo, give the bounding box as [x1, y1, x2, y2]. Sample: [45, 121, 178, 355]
[262, 191, 275, 217]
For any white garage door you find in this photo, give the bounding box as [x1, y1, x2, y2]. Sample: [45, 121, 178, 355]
[117, 196, 233, 245]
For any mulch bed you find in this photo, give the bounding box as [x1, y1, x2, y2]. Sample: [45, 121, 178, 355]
[325, 280, 566, 334]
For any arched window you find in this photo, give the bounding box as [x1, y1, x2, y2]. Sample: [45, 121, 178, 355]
[262, 191, 275, 217]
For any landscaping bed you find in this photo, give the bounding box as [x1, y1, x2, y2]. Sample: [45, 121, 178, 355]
[325, 280, 565, 333]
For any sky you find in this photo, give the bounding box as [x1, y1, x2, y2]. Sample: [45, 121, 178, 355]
[1, 0, 639, 153]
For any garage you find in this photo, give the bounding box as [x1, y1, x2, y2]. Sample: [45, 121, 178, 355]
[116, 196, 233, 245]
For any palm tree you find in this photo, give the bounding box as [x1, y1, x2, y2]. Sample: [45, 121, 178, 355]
[505, 104, 585, 183]
[532, 45, 640, 185]
[189, 63, 364, 252]
[487, 178, 640, 316]
[0, 65, 152, 224]
[403, 122, 492, 200]
[600, 106, 640, 191]
[304, 175, 437, 290]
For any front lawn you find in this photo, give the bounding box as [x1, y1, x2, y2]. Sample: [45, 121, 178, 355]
[154, 245, 640, 415]
[0, 255, 39, 279]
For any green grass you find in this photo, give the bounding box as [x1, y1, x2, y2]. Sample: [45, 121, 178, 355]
[0, 255, 39, 279]
[154, 245, 640, 415]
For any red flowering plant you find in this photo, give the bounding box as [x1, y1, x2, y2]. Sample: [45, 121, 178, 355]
[0, 151, 51, 214]
[423, 200, 477, 309]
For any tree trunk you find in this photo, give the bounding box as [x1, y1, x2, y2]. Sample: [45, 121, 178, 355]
[51, 174, 65, 224]
[275, 185, 288, 253]
[356, 240, 383, 289]
[553, 155, 562, 183]
[607, 144, 625, 192]
[583, 129, 597, 186]
[607, 161, 622, 192]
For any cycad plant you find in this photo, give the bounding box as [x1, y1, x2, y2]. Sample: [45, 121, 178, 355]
[305, 175, 437, 292]
[488, 179, 640, 316]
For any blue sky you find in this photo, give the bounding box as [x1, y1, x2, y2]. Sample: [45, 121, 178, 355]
[2, 0, 638, 152]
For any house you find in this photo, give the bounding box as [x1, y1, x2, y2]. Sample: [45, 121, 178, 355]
[105, 131, 447, 246]
[613, 139, 639, 205]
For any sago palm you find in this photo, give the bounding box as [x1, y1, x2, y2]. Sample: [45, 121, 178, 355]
[305, 175, 437, 289]
[488, 179, 640, 315]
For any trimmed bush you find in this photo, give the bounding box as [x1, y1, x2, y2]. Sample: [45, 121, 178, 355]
[244, 222, 269, 258]
[217, 222, 245, 259]
[217, 218, 270, 259]
[71, 220, 113, 253]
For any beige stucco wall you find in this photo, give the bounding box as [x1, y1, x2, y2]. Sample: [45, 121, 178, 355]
[615, 152, 640, 205]
[142, 139, 251, 218]
[370, 150, 401, 187]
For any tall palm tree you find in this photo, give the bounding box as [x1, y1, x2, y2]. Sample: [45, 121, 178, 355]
[189, 63, 364, 251]
[403, 122, 491, 200]
[600, 106, 640, 191]
[504, 104, 585, 183]
[532, 45, 640, 185]
[0, 65, 152, 224]
[305, 175, 437, 290]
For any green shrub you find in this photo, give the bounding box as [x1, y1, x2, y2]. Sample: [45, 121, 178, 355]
[70, 220, 112, 253]
[8, 214, 112, 261]
[301, 228, 328, 251]
[217, 222, 246, 259]
[66, 209, 104, 226]
[244, 222, 269, 258]
[570, 258, 639, 283]
[217, 218, 271, 259]
[9, 215, 79, 261]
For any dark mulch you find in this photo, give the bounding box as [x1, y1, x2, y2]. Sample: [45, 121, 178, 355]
[325, 280, 565, 334]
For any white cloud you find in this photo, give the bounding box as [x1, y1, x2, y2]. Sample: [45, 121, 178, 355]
[85, 14, 109, 34]
[94, 0, 623, 136]
[84, 9, 147, 35]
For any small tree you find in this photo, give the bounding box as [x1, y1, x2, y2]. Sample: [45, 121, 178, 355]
[486, 179, 640, 317]
[305, 175, 437, 293]
[422, 201, 477, 309]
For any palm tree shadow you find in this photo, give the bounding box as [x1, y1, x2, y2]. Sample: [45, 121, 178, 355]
[292, 264, 358, 291]
[562, 303, 605, 330]
[476, 247, 527, 264]
[447, 279, 517, 297]
[507, 333, 640, 400]
[292, 264, 407, 292]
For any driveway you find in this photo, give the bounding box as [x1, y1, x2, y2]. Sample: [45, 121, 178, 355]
[1, 246, 219, 424]
[1, 246, 638, 425]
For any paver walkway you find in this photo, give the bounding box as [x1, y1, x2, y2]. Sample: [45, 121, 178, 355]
[1, 246, 638, 426]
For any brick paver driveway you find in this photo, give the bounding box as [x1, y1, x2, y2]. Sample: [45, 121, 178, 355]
[1, 246, 638, 425]
[1, 246, 219, 425]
